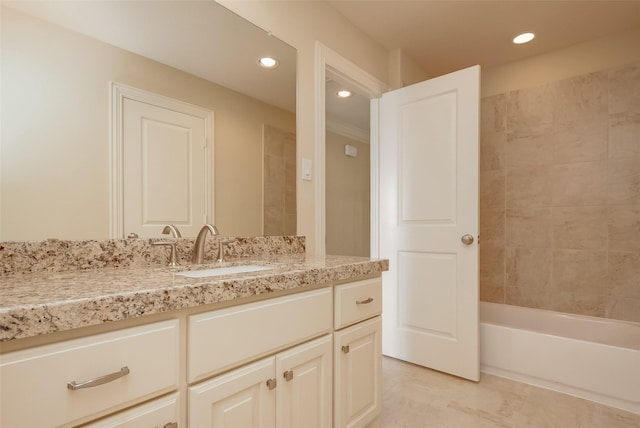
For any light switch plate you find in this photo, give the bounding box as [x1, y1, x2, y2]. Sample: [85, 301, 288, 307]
[302, 158, 312, 181]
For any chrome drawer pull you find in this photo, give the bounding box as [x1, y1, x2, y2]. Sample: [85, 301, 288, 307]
[67, 366, 130, 391]
[356, 297, 374, 305]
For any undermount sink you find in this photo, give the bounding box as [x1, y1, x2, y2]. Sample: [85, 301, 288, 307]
[175, 264, 275, 278]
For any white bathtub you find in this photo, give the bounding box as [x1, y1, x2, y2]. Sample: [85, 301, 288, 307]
[480, 302, 640, 415]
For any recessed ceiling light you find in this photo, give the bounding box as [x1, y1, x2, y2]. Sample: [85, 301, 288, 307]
[258, 57, 279, 68]
[336, 90, 352, 98]
[513, 32, 535, 44]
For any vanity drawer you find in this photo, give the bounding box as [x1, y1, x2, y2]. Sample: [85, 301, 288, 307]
[334, 277, 382, 329]
[188, 287, 332, 383]
[0, 319, 179, 428]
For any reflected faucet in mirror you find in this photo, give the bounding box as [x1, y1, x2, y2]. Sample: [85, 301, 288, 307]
[162, 225, 182, 238]
[192, 224, 219, 264]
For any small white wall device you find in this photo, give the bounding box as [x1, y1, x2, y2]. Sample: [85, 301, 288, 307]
[345, 144, 358, 157]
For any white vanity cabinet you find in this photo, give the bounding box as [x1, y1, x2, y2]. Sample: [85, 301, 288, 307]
[0, 320, 180, 428]
[333, 278, 383, 428]
[189, 335, 333, 427]
[0, 275, 384, 428]
[81, 393, 180, 428]
[187, 287, 334, 427]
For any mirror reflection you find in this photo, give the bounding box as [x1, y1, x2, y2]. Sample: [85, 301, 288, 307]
[0, 0, 296, 241]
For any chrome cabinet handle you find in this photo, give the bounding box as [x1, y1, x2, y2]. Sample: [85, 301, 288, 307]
[356, 297, 374, 305]
[67, 366, 130, 391]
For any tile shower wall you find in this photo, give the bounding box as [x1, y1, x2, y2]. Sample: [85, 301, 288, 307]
[263, 125, 296, 236]
[480, 61, 640, 323]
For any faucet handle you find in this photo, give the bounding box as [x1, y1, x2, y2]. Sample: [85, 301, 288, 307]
[217, 237, 237, 263]
[153, 241, 179, 267]
[162, 224, 182, 238]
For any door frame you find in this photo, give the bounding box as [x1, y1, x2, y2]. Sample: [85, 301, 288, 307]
[109, 81, 213, 238]
[313, 43, 387, 256]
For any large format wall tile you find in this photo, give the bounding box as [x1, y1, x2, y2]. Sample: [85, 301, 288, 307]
[551, 249, 608, 295]
[553, 71, 608, 124]
[551, 206, 608, 250]
[608, 204, 640, 252]
[480, 246, 505, 303]
[553, 119, 608, 164]
[507, 84, 553, 130]
[608, 158, 640, 205]
[480, 207, 505, 247]
[505, 208, 552, 248]
[505, 125, 553, 167]
[550, 161, 607, 206]
[608, 112, 640, 159]
[506, 166, 552, 209]
[505, 247, 552, 290]
[480, 131, 505, 172]
[481, 93, 507, 133]
[479, 60, 640, 321]
[609, 62, 640, 115]
[480, 170, 506, 209]
[608, 251, 640, 299]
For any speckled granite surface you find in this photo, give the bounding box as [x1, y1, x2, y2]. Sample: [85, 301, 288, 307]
[0, 236, 305, 275]
[0, 254, 388, 342]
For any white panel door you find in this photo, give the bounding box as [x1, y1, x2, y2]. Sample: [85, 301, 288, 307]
[122, 96, 210, 238]
[275, 335, 333, 428]
[379, 65, 480, 381]
[188, 358, 276, 428]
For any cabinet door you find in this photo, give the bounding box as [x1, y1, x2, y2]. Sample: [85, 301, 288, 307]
[276, 335, 333, 428]
[82, 393, 179, 427]
[334, 316, 382, 428]
[188, 358, 275, 428]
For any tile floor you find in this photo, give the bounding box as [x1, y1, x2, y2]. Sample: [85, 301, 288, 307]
[377, 357, 640, 427]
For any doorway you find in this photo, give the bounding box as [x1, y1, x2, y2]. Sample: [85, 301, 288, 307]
[325, 79, 371, 257]
[315, 42, 387, 257]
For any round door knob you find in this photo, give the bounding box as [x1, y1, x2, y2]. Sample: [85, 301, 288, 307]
[461, 234, 474, 245]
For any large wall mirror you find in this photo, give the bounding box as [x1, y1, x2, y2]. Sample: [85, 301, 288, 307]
[1, 0, 296, 241]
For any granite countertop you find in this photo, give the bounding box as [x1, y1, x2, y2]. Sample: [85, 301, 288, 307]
[0, 254, 388, 342]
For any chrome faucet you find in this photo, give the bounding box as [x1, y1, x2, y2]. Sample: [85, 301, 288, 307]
[162, 224, 182, 238]
[192, 224, 219, 264]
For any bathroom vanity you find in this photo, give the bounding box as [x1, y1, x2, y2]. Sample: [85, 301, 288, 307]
[0, 244, 387, 428]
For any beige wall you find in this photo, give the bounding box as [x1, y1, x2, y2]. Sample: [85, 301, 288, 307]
[1, 6, 295, 240]
[479, 59, 640, 323]
[388, 48, 432, 89]
[326, 132, 370, 257]
[219, 0, 389, 254]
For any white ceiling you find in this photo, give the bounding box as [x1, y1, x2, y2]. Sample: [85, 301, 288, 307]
[327, 0, 640, 78]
